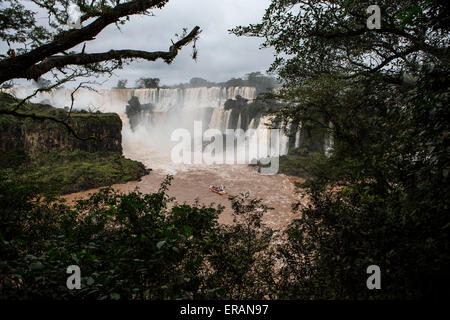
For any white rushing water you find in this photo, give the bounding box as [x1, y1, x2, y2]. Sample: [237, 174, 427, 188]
[6, 86, 293, 173]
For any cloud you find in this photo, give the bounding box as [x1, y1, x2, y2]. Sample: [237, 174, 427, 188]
[6, 0, 274, 88]
[82, 0, 275, 86]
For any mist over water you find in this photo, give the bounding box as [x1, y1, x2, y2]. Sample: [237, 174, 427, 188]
[8, 86, 292, 173]
[7, 86, 303, 226]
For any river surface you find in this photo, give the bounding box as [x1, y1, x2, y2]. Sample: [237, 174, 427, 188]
[7, 87, 306, 228]
[64, 162, 306, 228]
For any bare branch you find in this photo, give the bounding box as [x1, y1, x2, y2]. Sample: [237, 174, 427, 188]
[10, 75, 77, 112]
[0, 0, 176, 83]
[0, 108, 99, 141]
[14, 26, 201, 80]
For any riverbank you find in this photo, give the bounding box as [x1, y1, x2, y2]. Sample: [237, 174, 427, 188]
[0, 92, 148, 195]
[64, 164, 306, 228]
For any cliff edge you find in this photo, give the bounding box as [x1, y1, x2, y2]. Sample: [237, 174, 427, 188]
[0, 92, 148, 195]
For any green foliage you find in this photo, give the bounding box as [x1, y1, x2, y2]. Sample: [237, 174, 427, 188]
[189, 77, 211, 87]
[0, 0, 51, 51]
[277, 148, 327, 179]
[223, 94, 282, 130]
[0, 176, 277, 300]
[0, 148, 28, 168]
[0, 0, 169, 57]
[201, 194, 277, 299]
[234, 0, 450, 299]
[164, 72, 279, 93]
[115, 79, 128, 89]
[1, 150, 147, 196]
[245, 71, 279, 94]
[232, 0, 449, 85]
[135, 78, 160, 89]
[1, 0, 449, 301]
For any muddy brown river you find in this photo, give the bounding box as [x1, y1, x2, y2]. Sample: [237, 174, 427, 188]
[9, 87, 306, 229]
[64, 164, 306, 229]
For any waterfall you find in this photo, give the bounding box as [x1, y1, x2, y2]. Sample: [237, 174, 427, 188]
[224, 109, 233, 130]
[121, 86, 257, 111]
[5, 86, 297, 170]
[236, 114, 242, 130]
[254, 115, 290, 158]
[5, 86, 256, 111]
[209, 109, 232, 131]
[248, 118, 256, 130]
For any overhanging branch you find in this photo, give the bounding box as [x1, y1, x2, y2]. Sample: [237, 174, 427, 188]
[18, 26, 201, 81]
[0, 0, 174, 83]
[0, 108, 99, 141]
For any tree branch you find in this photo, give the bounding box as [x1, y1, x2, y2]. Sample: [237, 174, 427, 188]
[16, 26, 201, 80]
[0, 108, 99, 141]
[0, 0, 173, 83]
[10, 76, 77, 112]
[310, 26, 448, 62]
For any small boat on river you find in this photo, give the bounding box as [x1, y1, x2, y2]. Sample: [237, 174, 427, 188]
[209, 185, 226, 195]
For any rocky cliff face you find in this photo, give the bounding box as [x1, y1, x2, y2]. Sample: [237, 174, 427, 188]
[22, 113, 122, 155]
[0, 92, 148, 195]
[0, 92, 122, 157]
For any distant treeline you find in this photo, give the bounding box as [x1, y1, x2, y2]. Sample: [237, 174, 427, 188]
[114, 72, 280, 94]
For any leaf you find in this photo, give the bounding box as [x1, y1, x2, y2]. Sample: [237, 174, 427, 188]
[30, 262, 45, 271]
[110, 293, 120, 300]
[156, 240, 166, 249]
[183, 225, 192, 237]
[71, 253, 79, 264]
[86, 277, 95, 286]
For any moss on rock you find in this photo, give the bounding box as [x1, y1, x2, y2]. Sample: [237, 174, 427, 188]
[0, 92, 148, 195]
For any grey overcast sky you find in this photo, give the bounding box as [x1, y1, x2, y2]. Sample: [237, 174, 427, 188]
[18, 0, 275, 87]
